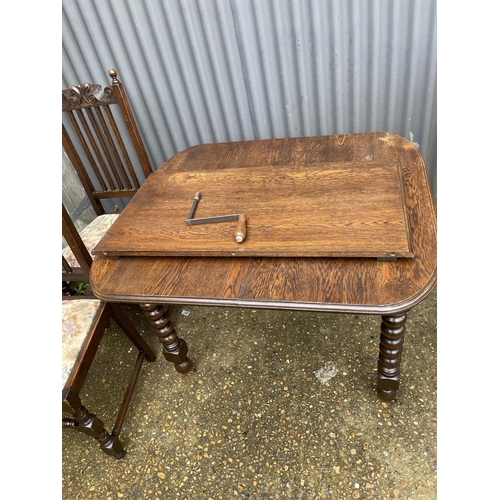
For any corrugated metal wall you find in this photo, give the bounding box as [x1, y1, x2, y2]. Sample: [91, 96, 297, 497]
[62, 0, 437, 205]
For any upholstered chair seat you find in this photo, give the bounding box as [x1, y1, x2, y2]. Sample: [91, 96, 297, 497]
[62, 299, 102, 388]
[62, 214, 119, 268]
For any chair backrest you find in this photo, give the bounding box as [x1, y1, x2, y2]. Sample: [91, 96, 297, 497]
[62, 203, 92, 285]
[62, 69, 153, 215]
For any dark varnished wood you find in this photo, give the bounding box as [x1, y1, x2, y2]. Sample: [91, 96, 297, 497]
[62, 69, 153, 215]
[90, 133, 437, 399]
[91, 133, 436, 314]
[63, 389, 125, 459]
[139, 303, 195, 373]
[94, 160, 412, 258]
[62, 203, 92, 291]
[62, 205, 157, 458]
[377, 313, 407, 401]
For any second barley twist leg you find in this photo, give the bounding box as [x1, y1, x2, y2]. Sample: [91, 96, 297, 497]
[139, 303, 196, 373]
[377, 312, 407, 401]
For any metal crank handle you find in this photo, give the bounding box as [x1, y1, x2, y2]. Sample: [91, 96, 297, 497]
[187, 191, 201, 220]
[234, 214, 247, 243]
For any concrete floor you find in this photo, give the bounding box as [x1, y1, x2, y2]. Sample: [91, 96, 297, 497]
[62, 287, 437, 499]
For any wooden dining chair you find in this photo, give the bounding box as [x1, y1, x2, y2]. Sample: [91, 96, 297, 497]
[62, 204, 157, 459]
[62, 68, 153, 215]
[62, 68, 153, 293]
[62, 69, 152, 295]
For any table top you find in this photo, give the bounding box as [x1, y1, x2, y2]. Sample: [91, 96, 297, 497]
[90, 132, 436, 315]
[94, 159, 412, 259]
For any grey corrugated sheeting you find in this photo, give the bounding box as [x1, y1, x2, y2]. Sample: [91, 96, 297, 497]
[62, 0, 437, 202]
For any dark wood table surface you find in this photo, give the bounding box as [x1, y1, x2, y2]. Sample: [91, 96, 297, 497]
[90, 132, 437, 400]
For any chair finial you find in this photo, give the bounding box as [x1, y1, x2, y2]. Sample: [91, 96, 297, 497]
[108, 69, 119, 84]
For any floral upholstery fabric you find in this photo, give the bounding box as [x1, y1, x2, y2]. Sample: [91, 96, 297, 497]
[62, 214, 119, 268]
[62, 299, 102, 389]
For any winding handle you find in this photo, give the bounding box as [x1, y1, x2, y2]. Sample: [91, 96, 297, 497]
[234, 214, 247, 243]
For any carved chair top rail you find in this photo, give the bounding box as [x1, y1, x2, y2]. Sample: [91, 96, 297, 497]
[62, 82, 117, 111]
[62, 69, 122, 112]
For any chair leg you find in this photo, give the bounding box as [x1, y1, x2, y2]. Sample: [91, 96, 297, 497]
[109, 303, 157, 362]
[63, 389, 125, 459]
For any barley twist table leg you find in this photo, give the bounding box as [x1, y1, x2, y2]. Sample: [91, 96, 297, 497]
[377, 312, 407, 401]
[139, 303, 195, 373]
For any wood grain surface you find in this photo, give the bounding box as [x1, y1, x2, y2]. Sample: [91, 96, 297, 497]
[94, 160, 412, 258]
[90, 133, 436, 314]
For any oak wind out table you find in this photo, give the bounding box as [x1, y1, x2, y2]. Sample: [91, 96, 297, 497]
[90, 132, 437, 401]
